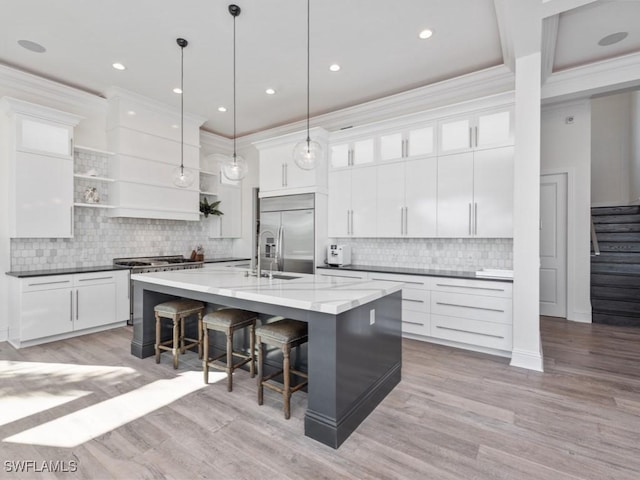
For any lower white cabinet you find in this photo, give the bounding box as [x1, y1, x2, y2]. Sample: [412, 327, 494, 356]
[8, 270, 129, 348]
[317, 269, 369, 280]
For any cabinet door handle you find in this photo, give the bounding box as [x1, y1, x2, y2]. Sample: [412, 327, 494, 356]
[404, 206, 408, 235]
[285, 163, 288, 186]
[468, 203, 472, 235]
[281, 164, 285, 187]
[70, 206, 74, 237]
[28, 280, 70, 287]
[435, 283, 506, 292]
[70, 137, 73, 156]
[435, 325, 504, 339]
[350, 210, 354, 235]
[76, 289, 79, 320]
[469, 127, 472, 148]
[78, 276, 114, 282]
[70, 291, 73, 322]
[436, 301, 504, 313]
[349, 149, 353, 166]
[403, 298, 425, 304]
[402, 320, 424, 326]
[346, 210, 350, 235]
[474, 202, 478, 235]
[475, 126, 478, 147]
[400, 207, 404, 235]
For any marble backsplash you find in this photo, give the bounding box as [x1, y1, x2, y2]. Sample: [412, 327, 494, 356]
[328, 237, 513, 272]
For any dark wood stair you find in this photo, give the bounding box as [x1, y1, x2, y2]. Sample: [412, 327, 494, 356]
[591, 206, 640, 326]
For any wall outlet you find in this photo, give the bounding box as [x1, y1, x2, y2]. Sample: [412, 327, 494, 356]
[370, 309, 375, 325]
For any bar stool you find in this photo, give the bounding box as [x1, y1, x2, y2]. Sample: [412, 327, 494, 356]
[154, 299, 205, 369]
[256, 318, 308, 419]
[202, 308, 258, 391]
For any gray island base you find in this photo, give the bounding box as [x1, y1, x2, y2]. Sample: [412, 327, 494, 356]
[130, 267, 402, 448]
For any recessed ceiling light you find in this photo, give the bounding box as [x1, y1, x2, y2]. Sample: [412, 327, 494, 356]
[598, 31, 628, 46]
[112, 62, 126, 71]
[418, 29, 433, 40]
[329, 64, 341, 72]
[265, 88, 276, 95]
[173, 87, 182, 94]
[218, 106, 227, 112]
[17, 39, 46, 53]
[127, 110, 136, 116]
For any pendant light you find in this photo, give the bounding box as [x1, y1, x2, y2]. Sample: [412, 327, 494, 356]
[172, 37, 195, 188]
[292, 0, 322, 170]
[221, 4, 248, 181]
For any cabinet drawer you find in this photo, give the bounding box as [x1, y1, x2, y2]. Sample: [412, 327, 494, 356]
[21, 275, 73, 292]
[431, 291, 511, 324]
[368, 272, 430, 289]
[431, 277, 512, 298]
[431, 314, 512, 351]
[74, 272, 117, 286]
[402, 288, 430, 313]
[402, 310, 430, 336]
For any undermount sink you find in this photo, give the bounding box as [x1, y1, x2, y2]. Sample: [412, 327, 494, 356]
[267, 274, 301, 280]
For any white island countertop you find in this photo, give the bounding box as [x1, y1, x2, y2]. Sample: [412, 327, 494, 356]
[131, 264, 402, 315]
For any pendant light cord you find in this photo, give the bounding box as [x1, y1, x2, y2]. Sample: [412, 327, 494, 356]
[233, 11, 237, 163]
[306, 0, 311, 145]
[180, 43, 185, 175]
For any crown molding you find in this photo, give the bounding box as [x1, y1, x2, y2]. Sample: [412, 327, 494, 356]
[239, 65, 514, 145]
[542, 51, 640, 103]
[0, 96, 83, 125]
[200, 131, 233, 153]
[0, 63, 106, 112]
[541, 0, 598, 18]
[541, 15, 559, 84]
[106, 87, 206, 126]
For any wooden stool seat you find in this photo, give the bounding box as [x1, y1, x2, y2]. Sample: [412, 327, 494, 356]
[154, 299, 204, 369]
[256, 319, 308, 419]
[203, 308, 257, 391]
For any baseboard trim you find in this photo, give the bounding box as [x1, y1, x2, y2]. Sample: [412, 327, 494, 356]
[510, 347, 544, 372]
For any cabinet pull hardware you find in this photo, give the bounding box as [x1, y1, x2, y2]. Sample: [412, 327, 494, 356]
[402, 320, 424, 326]
[70, 206, 74, 237]
[435, 283, 505, 292]
[76, 289, 79, 320]
[468, 203, 472, 235]
[404, 206, 408, 235]
[349, 149, 353, 166]
[469, 127, 472, 148]
[370, 278, 425, 285]
[78, 276, 113, 282]
[281, 164, 285, 187]
[475, 126, 478, 147]
[403, 298, 425, 304]
[435, 325, 504, 339]
[284, 163, 288, 187]
[436, 301, 504, 313]
[347, 210, 350, 235]
[474, 202, 478, 235]
[400, 207, 404, 235]
[70, 291, 73, 322]
[28, 280, 70, 287]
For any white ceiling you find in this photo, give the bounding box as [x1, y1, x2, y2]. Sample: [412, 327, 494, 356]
[0, 0, 638, 137]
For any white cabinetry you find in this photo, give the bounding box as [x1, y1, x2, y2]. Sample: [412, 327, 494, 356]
[8, 270, 129, 348]
[106, 89, 206, 220]
[430, 277, 513, 352]
[1, 97, 82, 238]
[317, 269, 369, 280]
[376, 157, 437, 237]
[378, 123, 435, 162]
[438, 106, 513, 155]
[437, 146, 513, 238]
[328, 166, 377, 237]
[330, 137, 375, 168]
[254, 128, 328, 198]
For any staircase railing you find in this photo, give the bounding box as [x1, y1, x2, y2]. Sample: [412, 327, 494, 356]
[591, 217, 600, 256]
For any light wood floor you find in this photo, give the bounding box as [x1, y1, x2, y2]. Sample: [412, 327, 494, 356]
[1, 317, 640, 479]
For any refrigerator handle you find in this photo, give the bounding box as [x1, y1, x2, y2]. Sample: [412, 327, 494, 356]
[277, 225, 284, 271]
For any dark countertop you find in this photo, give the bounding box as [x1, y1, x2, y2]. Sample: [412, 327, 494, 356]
[316, 264, 513, 283]
[203, 257, 250, 264]
[6, 265, 130, 278]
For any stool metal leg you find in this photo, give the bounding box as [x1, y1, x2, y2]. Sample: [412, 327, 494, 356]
[155, 313, 161, 364]
[257, 339, 264, 405]
[226, 327, 234, 392]
[283, 344, 291, 419]
[249, 321, 256, 378]
[203, 325, 210, 384]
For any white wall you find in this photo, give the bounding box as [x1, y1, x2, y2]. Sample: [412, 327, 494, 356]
[631, 91, 640, 204]
[591, 92, 632, 207]
[541, 100, 592, 323]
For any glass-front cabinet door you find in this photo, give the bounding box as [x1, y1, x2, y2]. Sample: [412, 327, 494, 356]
[17, 115, 73, 158]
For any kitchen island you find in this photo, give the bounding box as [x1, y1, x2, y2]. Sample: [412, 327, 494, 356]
[130, 265, 402, 448]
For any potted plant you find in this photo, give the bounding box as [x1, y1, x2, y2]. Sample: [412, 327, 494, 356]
[199, 198, 223, 218]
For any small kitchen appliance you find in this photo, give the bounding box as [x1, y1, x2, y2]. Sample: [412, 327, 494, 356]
[327, 245, 351, 266]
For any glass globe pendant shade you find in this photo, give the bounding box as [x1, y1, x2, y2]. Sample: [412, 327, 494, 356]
[172, 165, 195, 188]
[293, 138, 322, 170]
[222, 154, 248, 181]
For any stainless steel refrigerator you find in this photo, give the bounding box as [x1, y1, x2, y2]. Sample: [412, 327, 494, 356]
[259, 193, 315, 274]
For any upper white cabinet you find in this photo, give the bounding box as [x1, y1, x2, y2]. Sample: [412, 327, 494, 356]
[254, 128, 328, 198]
[437, 146, 513, 238]
[1, 97, 82, 238]
[328, 165, 377, 237]
[376, 157, 437, 237]
[106, 89, 206, 221]
[438, 106, 513, 155]
[378, 123, 435, 162]
[330, 137, 374, 168]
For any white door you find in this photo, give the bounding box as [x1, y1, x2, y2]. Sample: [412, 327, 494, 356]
[351, 166, 377, 237]
[437, 152, 474, 237]
[540, 173, 567, 318]
[328, 170, 351, 237]
[474, 146, 514, 237]
[376, 162, 405, 236]
[405, 157, 437, 237]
